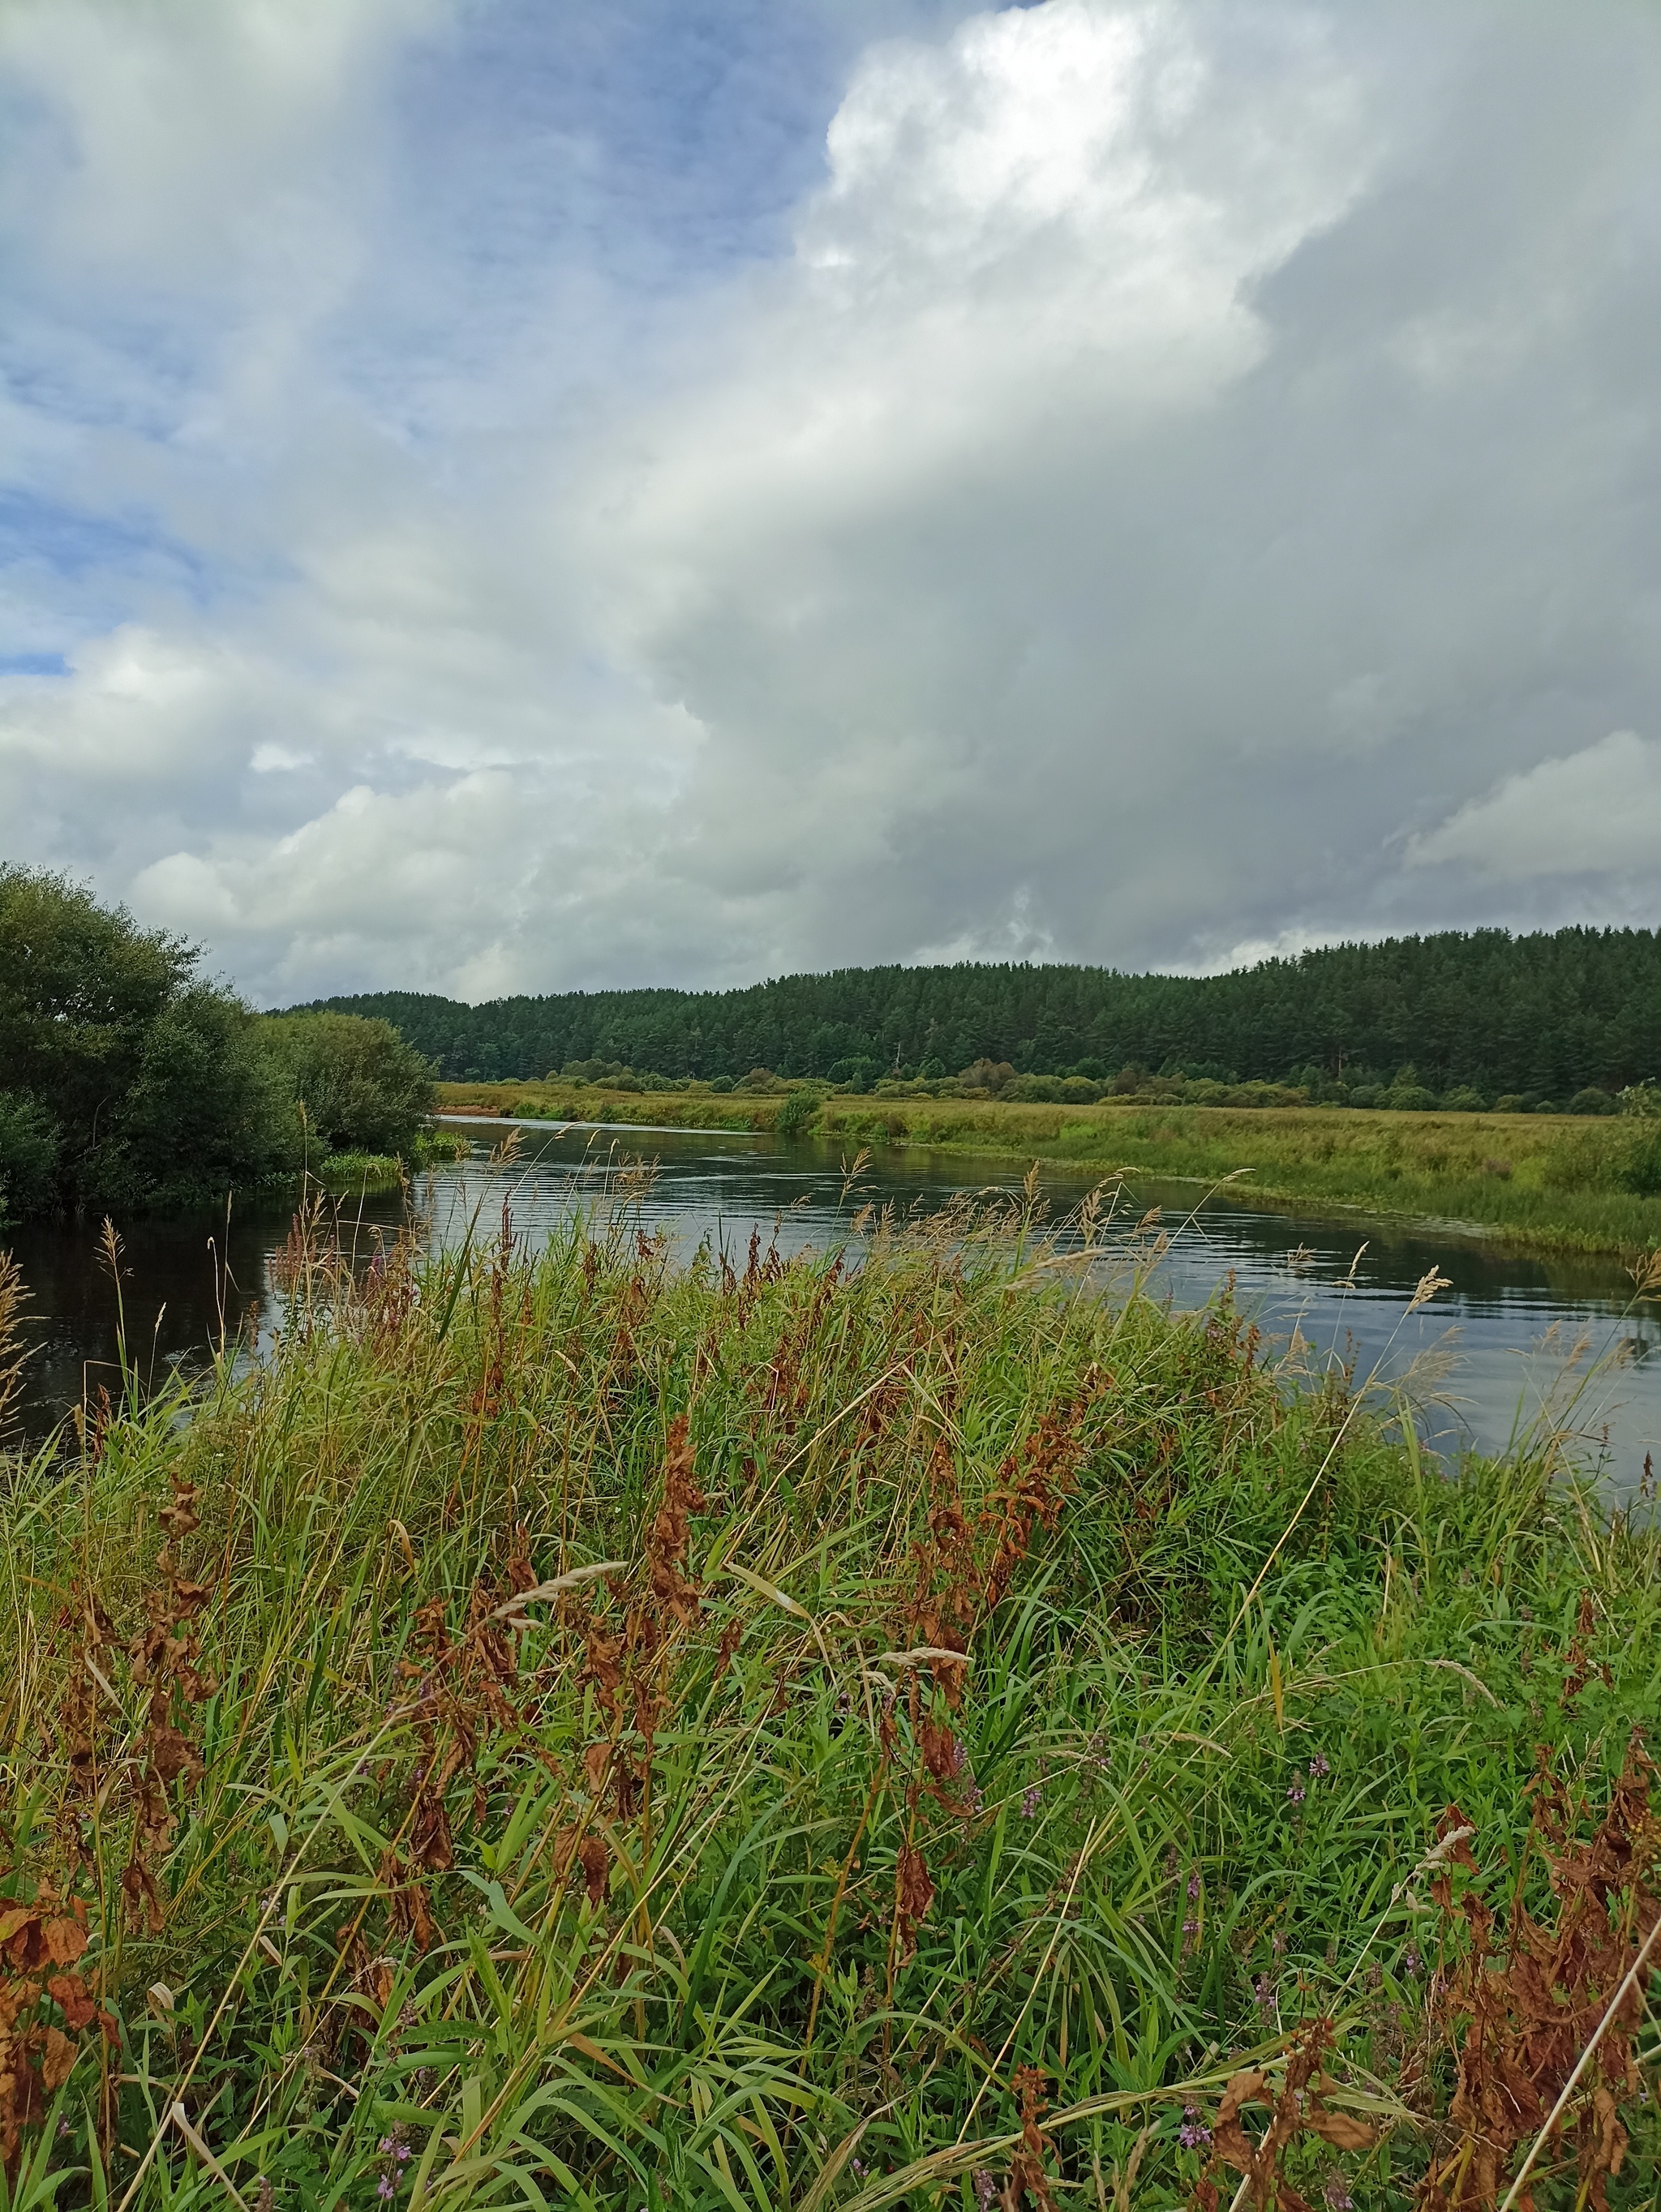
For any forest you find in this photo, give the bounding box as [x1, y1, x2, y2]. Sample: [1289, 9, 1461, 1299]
[306, 924, 1661, 1099]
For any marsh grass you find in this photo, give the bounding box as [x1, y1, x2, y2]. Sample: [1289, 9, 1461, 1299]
[442, 1083, 1661, 1258]
[3, 1172, 1661, 2210]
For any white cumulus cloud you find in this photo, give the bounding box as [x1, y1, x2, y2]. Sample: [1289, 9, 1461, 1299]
[1407, 730, 1661, 881]
[1, 0, 1659, 999]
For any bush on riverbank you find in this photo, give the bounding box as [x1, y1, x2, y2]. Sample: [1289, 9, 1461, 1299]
[259, 1010, 437, 1160]
[0, 870, 440, 1223]
[4, 1188, 1659, 2210]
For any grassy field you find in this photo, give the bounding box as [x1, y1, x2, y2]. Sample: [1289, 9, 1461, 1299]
[438, 1082, 1661, 1257]
[3, 1180, 1660, 2210]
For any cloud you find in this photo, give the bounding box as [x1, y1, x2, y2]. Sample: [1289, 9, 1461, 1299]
[1, 0, 1659, 1001]
[1406, 730, 1661, 881]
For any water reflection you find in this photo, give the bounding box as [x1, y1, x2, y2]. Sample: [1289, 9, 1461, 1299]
[5, 1117, 1659, 1485]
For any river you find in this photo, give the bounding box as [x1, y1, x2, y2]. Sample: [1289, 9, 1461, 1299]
[5, 1117, 1659, 1485]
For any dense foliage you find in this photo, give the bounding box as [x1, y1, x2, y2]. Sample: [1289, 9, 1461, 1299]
[305, 925, 1661, 1099]
[0, 870, 436, 1223]
[259, 1011, 439, 1160]
[2, 1194, 1658, 2210]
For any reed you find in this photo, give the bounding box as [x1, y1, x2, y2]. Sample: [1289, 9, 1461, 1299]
[2, 1172, 1659, 2211]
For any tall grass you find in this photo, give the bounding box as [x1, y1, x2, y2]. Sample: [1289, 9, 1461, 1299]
[436, 1084, 1661, 1257]
[3, 1175, 1660, 2210]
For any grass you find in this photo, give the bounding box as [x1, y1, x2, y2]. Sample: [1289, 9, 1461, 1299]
[312, 1134, 474, 1196]
[440, 1082, 1661, 1258]
[5, 1177, 1661, 2211]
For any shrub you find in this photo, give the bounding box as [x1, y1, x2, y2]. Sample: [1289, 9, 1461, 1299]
[1620, 1082, 1661, 1118]
[257, 1011, 436, 1158]
[1441, 1086, 1487, 1112]
[1568, 1087, 1618, 1115]
[959, 1058, 1016, 1095]
[1384, 1084, 1440, 1112]
[1492, 1093, 1526, 1113]
[1621, 1130, 1661, 1196]
[708, 1075, 735, 1093]
[775, 1089, 819, 1136]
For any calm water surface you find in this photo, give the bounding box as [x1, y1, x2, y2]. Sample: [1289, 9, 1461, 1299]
[6, 1118, 1660, 1484]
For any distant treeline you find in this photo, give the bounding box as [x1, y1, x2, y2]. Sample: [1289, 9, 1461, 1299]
[298, 926, 1661, 1100]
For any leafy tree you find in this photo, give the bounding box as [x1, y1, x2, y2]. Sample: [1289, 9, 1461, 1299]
[0, 868, 293, 1217]
[0, 1092, 60, 1226]
[255, 1013, 436, 1158]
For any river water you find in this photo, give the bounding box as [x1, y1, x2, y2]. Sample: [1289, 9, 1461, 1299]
[5, 1118, 1660, 1485]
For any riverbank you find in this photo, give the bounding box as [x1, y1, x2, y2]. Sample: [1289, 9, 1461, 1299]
[437, 1079, 1661, 1256]
[4, 1202, 1659, 2207]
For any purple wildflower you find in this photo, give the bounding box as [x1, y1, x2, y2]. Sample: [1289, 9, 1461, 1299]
[968, 1783, 985, 1816]
[1323, 2175, 1354, 2210]
[1021, 1784, 1041, 1819]
[1182, 1916, 1199, 1937]
[1308, 1754, 1330, 1779]
[1287, 1781, 1306, 1805]
[1187, 1869, 1201, 1899]
[1253, 1974, 1275, 2007]
[1180, 2103, 1212, 2150]
[974, 2173, 998, 2211]
[1272, 1930, 1286, 1955]
[376, 2182, 395, 2202]
[850, 2159, 867, 2180]
[1403, 1946, 1422, 1978]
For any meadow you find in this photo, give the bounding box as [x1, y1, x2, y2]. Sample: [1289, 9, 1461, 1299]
[439, 1082, 1661, 1258]
[2, 1167, 1660, 2211]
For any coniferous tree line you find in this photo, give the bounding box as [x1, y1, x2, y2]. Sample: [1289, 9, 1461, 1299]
[299, 926, 1661, 1101]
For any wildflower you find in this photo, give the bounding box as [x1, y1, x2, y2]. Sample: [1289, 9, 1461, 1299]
[1182, 1916, 1198, 1937]
[1021, 1784, 1041, 1819]
[1323, 2174, 1354, 2210]
[1308, 1754, 1330, 1779]
[850, 2159, 866, 2180]
[1187, 1868, 1200, 1899]
[1272, 1929, 1286, 1955]
[376, 2182, 395, 2202]
[974, 2173, 998, 2210]
[968, 1783, 985, 1815]
[1253, 1974, 1275, 2007]
[1287, 1780, 1306, 1805]
[1403, 1946, 1422, 1977]
[1178, 2113, 1212, 2150]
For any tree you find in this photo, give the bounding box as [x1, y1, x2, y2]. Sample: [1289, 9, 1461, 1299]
[0, 1092, 60, 1227]
[0, 868, 294, 1217]
[256, 1013, 436, 1158]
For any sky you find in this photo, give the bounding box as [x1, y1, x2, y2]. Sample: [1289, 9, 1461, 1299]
[1, 0, 1659, 1005]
